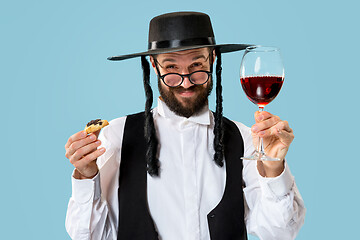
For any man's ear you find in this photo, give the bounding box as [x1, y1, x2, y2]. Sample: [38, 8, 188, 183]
[149, 56, 156, 68]
[212, 49, 216, 64]
[149, 56, 158, 76]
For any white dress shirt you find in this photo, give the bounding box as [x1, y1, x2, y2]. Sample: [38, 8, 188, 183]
[65, 98, 305, 240]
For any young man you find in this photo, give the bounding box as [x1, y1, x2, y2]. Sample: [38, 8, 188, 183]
[65, 12, 305, 240]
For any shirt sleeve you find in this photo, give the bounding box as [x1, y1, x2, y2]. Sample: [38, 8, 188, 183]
[65, 117, 126, 240]
[235, 121, 306, 240]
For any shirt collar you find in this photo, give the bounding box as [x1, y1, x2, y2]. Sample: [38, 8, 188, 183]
[156, 97, 211, 125]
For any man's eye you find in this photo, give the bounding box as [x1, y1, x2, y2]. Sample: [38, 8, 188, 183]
[166, 65, 177, 69]
[191, 62, 203, 68]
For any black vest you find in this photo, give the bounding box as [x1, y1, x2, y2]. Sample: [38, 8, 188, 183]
[117, 112, 247, 240]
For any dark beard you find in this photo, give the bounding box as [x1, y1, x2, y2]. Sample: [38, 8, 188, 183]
[158, 78, 213, 118]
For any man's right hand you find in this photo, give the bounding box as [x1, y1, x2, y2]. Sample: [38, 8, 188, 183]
[65, 130, 106, 179]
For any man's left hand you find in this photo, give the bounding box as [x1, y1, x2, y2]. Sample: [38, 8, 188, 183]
[251, 111, 294, 177]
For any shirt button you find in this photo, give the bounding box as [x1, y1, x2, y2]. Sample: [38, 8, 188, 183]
[209, 214, 216, 218]
[180, 120, 189, 128]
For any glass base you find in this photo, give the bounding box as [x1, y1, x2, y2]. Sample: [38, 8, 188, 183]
[241, 151, 281, 161]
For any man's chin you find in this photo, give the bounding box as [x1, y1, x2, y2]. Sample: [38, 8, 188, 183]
[176, 97, 196, 108]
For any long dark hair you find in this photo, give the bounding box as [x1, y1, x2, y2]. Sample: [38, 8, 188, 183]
[141, 55, 160, 177]
[213, 48, 224, 167]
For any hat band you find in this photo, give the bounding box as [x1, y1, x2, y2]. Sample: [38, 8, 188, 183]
[148, 37, 216, 50]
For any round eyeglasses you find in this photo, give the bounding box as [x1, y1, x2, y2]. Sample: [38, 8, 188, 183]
[158, 70, 212, 87]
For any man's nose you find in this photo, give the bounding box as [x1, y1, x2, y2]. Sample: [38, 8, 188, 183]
[180, 74, 194, 89]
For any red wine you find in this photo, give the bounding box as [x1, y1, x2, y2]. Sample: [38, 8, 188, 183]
[241, 76, 283, 107]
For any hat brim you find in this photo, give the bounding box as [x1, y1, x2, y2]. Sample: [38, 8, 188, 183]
[107, 44, 252, 61]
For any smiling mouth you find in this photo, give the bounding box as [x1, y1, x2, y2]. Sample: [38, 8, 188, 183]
[173, 85, 201, 98]
[177, 90, 196, 97]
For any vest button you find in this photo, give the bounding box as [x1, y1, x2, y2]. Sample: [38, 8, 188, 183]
[210, 214, 216, 218]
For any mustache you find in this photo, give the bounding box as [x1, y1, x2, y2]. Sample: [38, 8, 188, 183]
[171, 85, 202, 94]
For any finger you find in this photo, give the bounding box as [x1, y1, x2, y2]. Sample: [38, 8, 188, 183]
[273, 126, 294, 145]
[258, 121, 294, 143]
[254, 111, 273, 123]
[273, 120, 292, 133]
[65, 130, 87, 149]
[252, 115, 281, 133]
[69, 140, 102, 164]
[93, 129, 101, 138]
[73, 148, 106, 170]
[66, 133, 99, 159]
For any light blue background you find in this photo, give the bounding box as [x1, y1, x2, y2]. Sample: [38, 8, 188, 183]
[1, 0, 358, 239]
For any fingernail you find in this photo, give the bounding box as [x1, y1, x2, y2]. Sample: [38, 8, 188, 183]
[252, 126, 258, 132]
[89, 135, 96, 140]
[259, 130, 265, 136]
[81, 131, 87, 137]
[99, 148, 105, 152]
[257, 114, 263, 121]
[96, 140, 101, 145]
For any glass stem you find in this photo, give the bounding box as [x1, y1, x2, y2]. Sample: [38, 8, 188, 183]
[258, 106, 265, 156]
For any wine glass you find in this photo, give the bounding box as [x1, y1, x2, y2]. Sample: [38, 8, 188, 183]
[240, 46, 285, 161]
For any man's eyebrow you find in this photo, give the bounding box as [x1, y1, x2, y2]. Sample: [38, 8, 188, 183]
[161, 58, 177, 64]
[192, 54, 207, 61]
[160, 54, 207, 64]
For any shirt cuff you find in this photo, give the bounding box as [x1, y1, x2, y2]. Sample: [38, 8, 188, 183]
[71, 170, 101, 204]
[257, 161, 294, 199]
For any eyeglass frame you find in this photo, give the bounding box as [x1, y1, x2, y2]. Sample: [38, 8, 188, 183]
[153, 53, 214, 88]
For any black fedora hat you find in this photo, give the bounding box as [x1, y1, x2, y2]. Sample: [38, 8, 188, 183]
[107, 11, 251, 61]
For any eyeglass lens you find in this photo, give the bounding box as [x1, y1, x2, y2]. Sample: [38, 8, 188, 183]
[164, 71, 209, 86]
